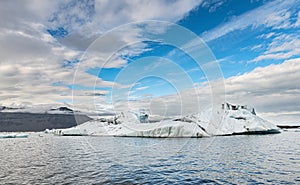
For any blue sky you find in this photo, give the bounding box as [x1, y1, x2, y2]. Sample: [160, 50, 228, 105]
[69, 0, 300, 101]
[0, 0, 300, 124]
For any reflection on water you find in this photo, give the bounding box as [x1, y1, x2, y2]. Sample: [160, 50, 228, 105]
[0, 132, 299, 184]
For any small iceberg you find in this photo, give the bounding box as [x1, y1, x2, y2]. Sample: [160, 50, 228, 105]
[0, 133, 28, 138]
[53, 128, 88, 136]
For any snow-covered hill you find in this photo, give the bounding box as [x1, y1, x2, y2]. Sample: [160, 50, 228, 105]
[52, 103, 280, 137]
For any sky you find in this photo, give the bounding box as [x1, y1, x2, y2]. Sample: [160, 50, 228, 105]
[0, 0, 299, 124]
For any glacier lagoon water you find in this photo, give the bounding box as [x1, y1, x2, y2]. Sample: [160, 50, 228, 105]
[0, 131, 299, 184]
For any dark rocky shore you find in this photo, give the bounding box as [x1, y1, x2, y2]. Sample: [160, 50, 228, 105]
[277, 125, 300, 129]
[0, 112, 91, 132]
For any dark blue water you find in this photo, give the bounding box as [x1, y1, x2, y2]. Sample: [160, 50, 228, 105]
[0, 131, 299, 184]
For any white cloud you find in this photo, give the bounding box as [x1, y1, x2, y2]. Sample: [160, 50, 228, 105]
[201, 0, 225, 13]
[48, 0, 203, 51]
[211, 58, 300, 124]
[252, 52, 294, 62]
[252, 33, 300, 62]
[0, 1, 64, 36]
[136, 86, 149, 91]
[267, 36, 300, 54]
[201, 0, 299, 42]
[0, 29, 52, 62]
[250, 44, 263, 51]
[225, 58, 300, 95]
[295, 12, 300, 27]
[92, 0, 202, 31]
[257, 32, 276, 39]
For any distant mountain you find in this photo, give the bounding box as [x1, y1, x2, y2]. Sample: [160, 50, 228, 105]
[0, 105, 79, 114]
[0, 106, 23, 111]
[49, 106, 74, 113]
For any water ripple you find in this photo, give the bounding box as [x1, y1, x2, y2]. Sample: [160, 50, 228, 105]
[0, 132, 299, 184]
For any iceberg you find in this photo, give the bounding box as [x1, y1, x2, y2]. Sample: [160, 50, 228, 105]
[0, 133, 28, 138]
[52, 103, 280, 138]
[182, 103, 280, 136]
[53, 128, 88, 136]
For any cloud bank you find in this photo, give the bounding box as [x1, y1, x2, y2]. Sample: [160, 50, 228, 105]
[0, 0, 202, 108]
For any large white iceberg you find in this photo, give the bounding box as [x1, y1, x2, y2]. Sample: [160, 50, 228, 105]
[182, 103, 280, 136]
[53, 103, 280, 138]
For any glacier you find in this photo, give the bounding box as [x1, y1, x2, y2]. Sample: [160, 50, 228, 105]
[51, 103, 280, 138]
